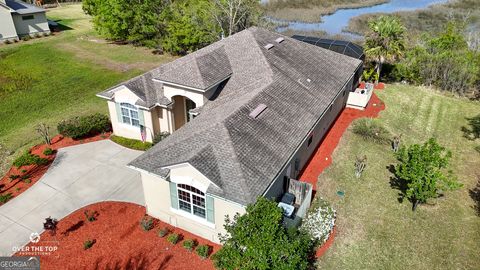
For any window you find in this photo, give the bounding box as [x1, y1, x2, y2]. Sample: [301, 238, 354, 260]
[120, 103, 140, 127]
[177, 184, 206, 219]
[22, 15, 34, 21]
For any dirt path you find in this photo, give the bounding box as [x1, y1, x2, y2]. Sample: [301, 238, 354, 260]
[57, 42, 160, 72]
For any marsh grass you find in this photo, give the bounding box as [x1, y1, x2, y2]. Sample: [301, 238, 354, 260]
[264, 0, 388, 22]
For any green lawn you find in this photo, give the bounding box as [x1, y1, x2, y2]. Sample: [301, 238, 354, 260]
[316, 84, 480, 269]
[0, 4, 173, 174]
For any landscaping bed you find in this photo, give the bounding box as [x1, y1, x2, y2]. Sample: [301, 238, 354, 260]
[0, 133, 110, 205]
[16, 202, 219, 270]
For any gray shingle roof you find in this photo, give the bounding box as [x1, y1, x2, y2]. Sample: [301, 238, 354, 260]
[128, 27, 362, 206]
[97, 71, 172, 108]
[154, 46, 233, 90]
[6, 0, 45, 14]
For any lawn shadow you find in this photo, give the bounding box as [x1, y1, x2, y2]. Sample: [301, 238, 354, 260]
[387, 164, 407, 203]
[469, 176, 480, 216]
[50, 20, 74, 32]
[461, 114, 480, 140]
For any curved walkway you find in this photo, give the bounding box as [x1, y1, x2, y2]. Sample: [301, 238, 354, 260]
[0, 140, 144, 256]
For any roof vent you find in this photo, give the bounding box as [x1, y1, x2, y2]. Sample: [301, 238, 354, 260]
[306, 78, 311, 83]
[275, 37, 285, 43]
[249, 104, 267, 119]
[264, 44, 274, 50]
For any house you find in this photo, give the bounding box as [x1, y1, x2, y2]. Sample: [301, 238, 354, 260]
[0, 0, 50, 42]
[97, 27, 362, 243]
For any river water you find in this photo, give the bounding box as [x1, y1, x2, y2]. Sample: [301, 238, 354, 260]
[271, 0, 448, 36]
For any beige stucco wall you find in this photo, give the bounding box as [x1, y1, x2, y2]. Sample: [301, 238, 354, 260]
[106, 87, 154, 142]
[140, 166, 246, 243]
[163, 84, 205, 108]
[12, 12, 50, 36]
[0, 8, 17, 41]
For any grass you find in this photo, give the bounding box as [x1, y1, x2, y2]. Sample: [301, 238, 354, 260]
[0, 4, 174, 175]
[346, 0, 480, 36]
[315, 84, 480, 269]
[264, 0, 388, 22]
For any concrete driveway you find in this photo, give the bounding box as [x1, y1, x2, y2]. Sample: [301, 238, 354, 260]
[0, 140, 144, 256]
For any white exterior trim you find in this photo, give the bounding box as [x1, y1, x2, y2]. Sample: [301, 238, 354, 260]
[170, 207, 215, 228]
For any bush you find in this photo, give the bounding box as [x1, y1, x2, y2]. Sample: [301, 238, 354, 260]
[182, 239, 196, 251]
[196, 244, 210, 259]
[300, 197, 336, 244]
[475, 145, 480, 154]
[110, 135, 153, 151]
[13, 151, 49, 168]
[4, 39, 12, 45]
[9, 175, 20, 182]
[34, 33, 42, 38]
[83, 239, 95, 250]
[167, 233, 180, 244]
[0, 193, 13, 204]
[43, 148, 55, 156]
[21, 36, 31, 41]
[153, 132, 170, 145]
[140, 216, 154, 231]
[57, 113, 111, 139]
[158, 227, 169, 238]
[84, 210, 97, 222]
[352, 118, 391, 144]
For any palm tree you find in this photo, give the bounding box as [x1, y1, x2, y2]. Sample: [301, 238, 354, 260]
[365, 16, 406, 83]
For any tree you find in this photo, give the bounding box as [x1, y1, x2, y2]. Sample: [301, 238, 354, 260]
[82, 0, 167, 47]
[210, 0, 263, 38]
[212, 197, 314, 270]
[395, 138, 462, 211]
[365, 16, 406, 82]
[161, 0, 218, 55]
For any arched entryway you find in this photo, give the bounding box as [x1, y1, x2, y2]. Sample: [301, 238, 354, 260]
[172, 96, 197, 130]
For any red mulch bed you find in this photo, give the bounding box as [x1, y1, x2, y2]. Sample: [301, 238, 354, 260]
[299, 92, 385, 190]
[0, 133, 110, 205]
[299, 91, 386, 258]
[15, 202, 220, 270]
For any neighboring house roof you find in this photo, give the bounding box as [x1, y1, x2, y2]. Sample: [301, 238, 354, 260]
[5, 0, 45, 14]
[128, 27, 362, 206]
[292, 35, 365, 60]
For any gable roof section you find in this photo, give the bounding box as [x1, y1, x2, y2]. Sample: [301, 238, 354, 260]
[97, 71, 172, 108]
[128, 27, 362, 206]
[154, 46, 233, 90]
[6, 0, 45, 14]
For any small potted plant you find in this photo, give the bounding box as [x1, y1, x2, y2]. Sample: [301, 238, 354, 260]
[196, 244, 210, 259]
[182, 239, 196, 252]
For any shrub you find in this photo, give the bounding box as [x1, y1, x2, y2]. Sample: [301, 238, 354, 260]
[182, 239, 196, 251]
[23, 179, 31, 184]
[158, 227, 169, 238]
[153, 132, 170, 145]
[167, 233, 180, 244]
[83, 239, 95, 250]
[21, 175, 31, 183]
[196, 244, 210, 259]
[140, 216, 154, 231]
[300, 197, 336, 244]
[9, 175, 20, 182]
[4, 39, 12, 45]
[475, 145, 480, 154]
[57, 113, 111, 139]
[84, 210, 97, 222]
[395, 138, 463, 210]
[34, 33, 42, 38]
[0, 193, 13, 204]
[13, 151, 49, 168]
[352, 118, 391, 144]
[43, 148, 55, 156]
[110, 135, 152, 151]
[21, 36, 30, 41]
